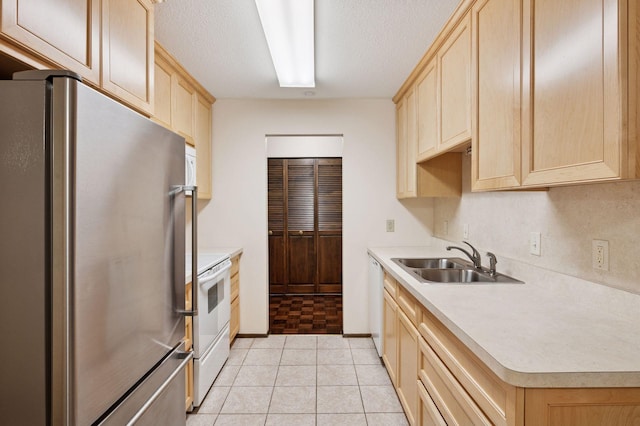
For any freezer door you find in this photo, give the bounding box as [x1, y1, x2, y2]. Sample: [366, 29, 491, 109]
[98, 344, 192, 426]
[50, 77, 187, 425]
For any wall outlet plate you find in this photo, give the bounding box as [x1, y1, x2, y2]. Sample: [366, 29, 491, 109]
[386, 219, 395, 232]
[463, 224, 469, 239]
[592, 239, 609, 271]
[529, 232, 541, 256]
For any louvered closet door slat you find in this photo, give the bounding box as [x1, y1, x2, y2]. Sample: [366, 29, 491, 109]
[268, 159, 285, 232]
[318, 159, 342, 232]
[287, 159, 315, 232]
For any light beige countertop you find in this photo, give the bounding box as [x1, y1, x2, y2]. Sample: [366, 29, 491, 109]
[368, 243, 640, 388]
[185, 247, 243, 284]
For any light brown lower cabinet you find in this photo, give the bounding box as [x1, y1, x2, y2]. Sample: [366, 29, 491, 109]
[381, 270, 640, 426]
[382, 288, 399, 387]
[397, 309, 419, 425]
[229, 254, 241, 344]
[184, 281, 194, 410]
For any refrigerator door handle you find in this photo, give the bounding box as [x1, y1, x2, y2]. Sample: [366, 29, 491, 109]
[124, 350, 193, 426]
[173, 185, 198, 317]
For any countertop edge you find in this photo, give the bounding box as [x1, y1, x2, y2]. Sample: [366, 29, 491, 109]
[367, 247, 640, 388]
[185, 247, 243, 284]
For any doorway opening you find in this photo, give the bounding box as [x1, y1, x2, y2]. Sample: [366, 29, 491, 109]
[267, 153, 343, 334]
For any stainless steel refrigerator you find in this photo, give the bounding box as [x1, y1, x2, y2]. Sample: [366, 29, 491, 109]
[0, 70, 194, 425]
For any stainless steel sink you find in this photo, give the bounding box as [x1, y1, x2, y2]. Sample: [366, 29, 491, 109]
[391, 257, 523, 284]
[392, 257, 469, 269]
[414, 268, 522, 283]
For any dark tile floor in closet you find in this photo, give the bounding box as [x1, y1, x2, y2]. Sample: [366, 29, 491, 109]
[269, 295, 343, 334]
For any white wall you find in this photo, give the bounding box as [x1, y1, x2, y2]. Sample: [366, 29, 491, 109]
[434, 155, 640, 295]
[197, 99, 433, 334]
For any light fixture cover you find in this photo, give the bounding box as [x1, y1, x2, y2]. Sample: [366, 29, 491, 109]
[255, 0, 315, 88]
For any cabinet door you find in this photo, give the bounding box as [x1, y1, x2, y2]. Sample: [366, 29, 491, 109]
[416, 60, 438, 161]
[173, 75, 196, 143]
[195, 94, 212, 199]
[471, 0, 522, 190]
[382, 289, 399, 386]
[153, 52, 173, 129]
[438, 12, 471, 150]
[396, 98, 408, 198]
[521, 0, 622, 186]
[398, 309, 419, 425]
[0, 0, 100, 84]
[101, 0, 153, 114]
[405, 89, 418, 197]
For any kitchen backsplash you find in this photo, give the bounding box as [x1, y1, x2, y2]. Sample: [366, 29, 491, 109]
[433, 154, 640, 295]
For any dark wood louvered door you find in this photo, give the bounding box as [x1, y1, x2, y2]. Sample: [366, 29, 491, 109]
[268, 158, 342, 295]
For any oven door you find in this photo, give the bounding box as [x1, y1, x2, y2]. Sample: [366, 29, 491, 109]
[192, 262, 231, 357]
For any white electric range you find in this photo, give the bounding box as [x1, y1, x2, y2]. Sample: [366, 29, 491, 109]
[185, 252, 232, 409]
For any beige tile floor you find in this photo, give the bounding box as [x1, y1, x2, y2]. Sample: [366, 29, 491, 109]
[187, 335, 409, 426]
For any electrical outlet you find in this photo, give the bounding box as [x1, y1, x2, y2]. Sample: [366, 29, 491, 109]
[463, 224, 469, 239]
[386, 219, 395, 232]
[529, 232, 541, 256]
[443, 220, 449, 236]
[592, 240, 609, 271]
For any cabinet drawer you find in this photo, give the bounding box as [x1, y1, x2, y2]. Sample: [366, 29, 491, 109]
[420, 308, 514, 425]
[419, 336, 491, 425]
[383, 272, 397, 299]
[418, 378, 447, 426]
[231, 274, 239, 301]
[397, 285, 419, 327]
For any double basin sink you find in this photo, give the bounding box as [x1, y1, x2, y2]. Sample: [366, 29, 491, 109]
[392, 257, 522, 284]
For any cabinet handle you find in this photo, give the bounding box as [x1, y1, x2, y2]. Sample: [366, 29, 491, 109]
[298, 230, 303, 235]
[268, 230, 273, 236]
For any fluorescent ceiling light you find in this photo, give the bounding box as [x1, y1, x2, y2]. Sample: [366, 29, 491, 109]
[255, 0, 315, 88]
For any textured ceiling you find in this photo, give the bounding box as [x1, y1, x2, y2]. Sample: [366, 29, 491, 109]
[154, 0, 459, 99]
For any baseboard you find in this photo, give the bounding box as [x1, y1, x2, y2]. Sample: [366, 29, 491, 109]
[342, 333, 372, 338]
[236, 333, 269, 338]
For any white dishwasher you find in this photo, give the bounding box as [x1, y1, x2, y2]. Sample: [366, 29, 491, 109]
[368, 255, 383, 357]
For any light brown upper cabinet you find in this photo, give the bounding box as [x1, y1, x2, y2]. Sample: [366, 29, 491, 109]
[438, 12, 472, 151]
[395, 89, 419, 198]
[473, 0, 640, 190]
[471, 0, 522, 190]
[396, 96, 409, 198]
[153, 42, 216, 200]
[416, 60, 438, 161]
[101, 0, 154, 115]
[174, 76, 196, 144]
[398, 82, 462, 199]
[0, 0, 100, 84]
[0, 0, 154, 115]
[520, 0, 640, 187]
[194, 94, 212, 199]
[153, 52, 173, 129]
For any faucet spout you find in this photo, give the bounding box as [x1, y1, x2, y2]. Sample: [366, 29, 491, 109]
[446, 241, 482, 269]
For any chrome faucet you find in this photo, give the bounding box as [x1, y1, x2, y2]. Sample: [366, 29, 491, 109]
[446, 241, 482, 269]
[486, 252, 497, 277]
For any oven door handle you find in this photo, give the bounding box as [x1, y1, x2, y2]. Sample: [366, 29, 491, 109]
[198, 263, 231, 291]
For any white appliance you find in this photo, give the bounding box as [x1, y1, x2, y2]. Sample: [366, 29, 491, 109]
[369, 255, 384, 357]
[185, 253, 232, 409]
[185, 145, 197, 192]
